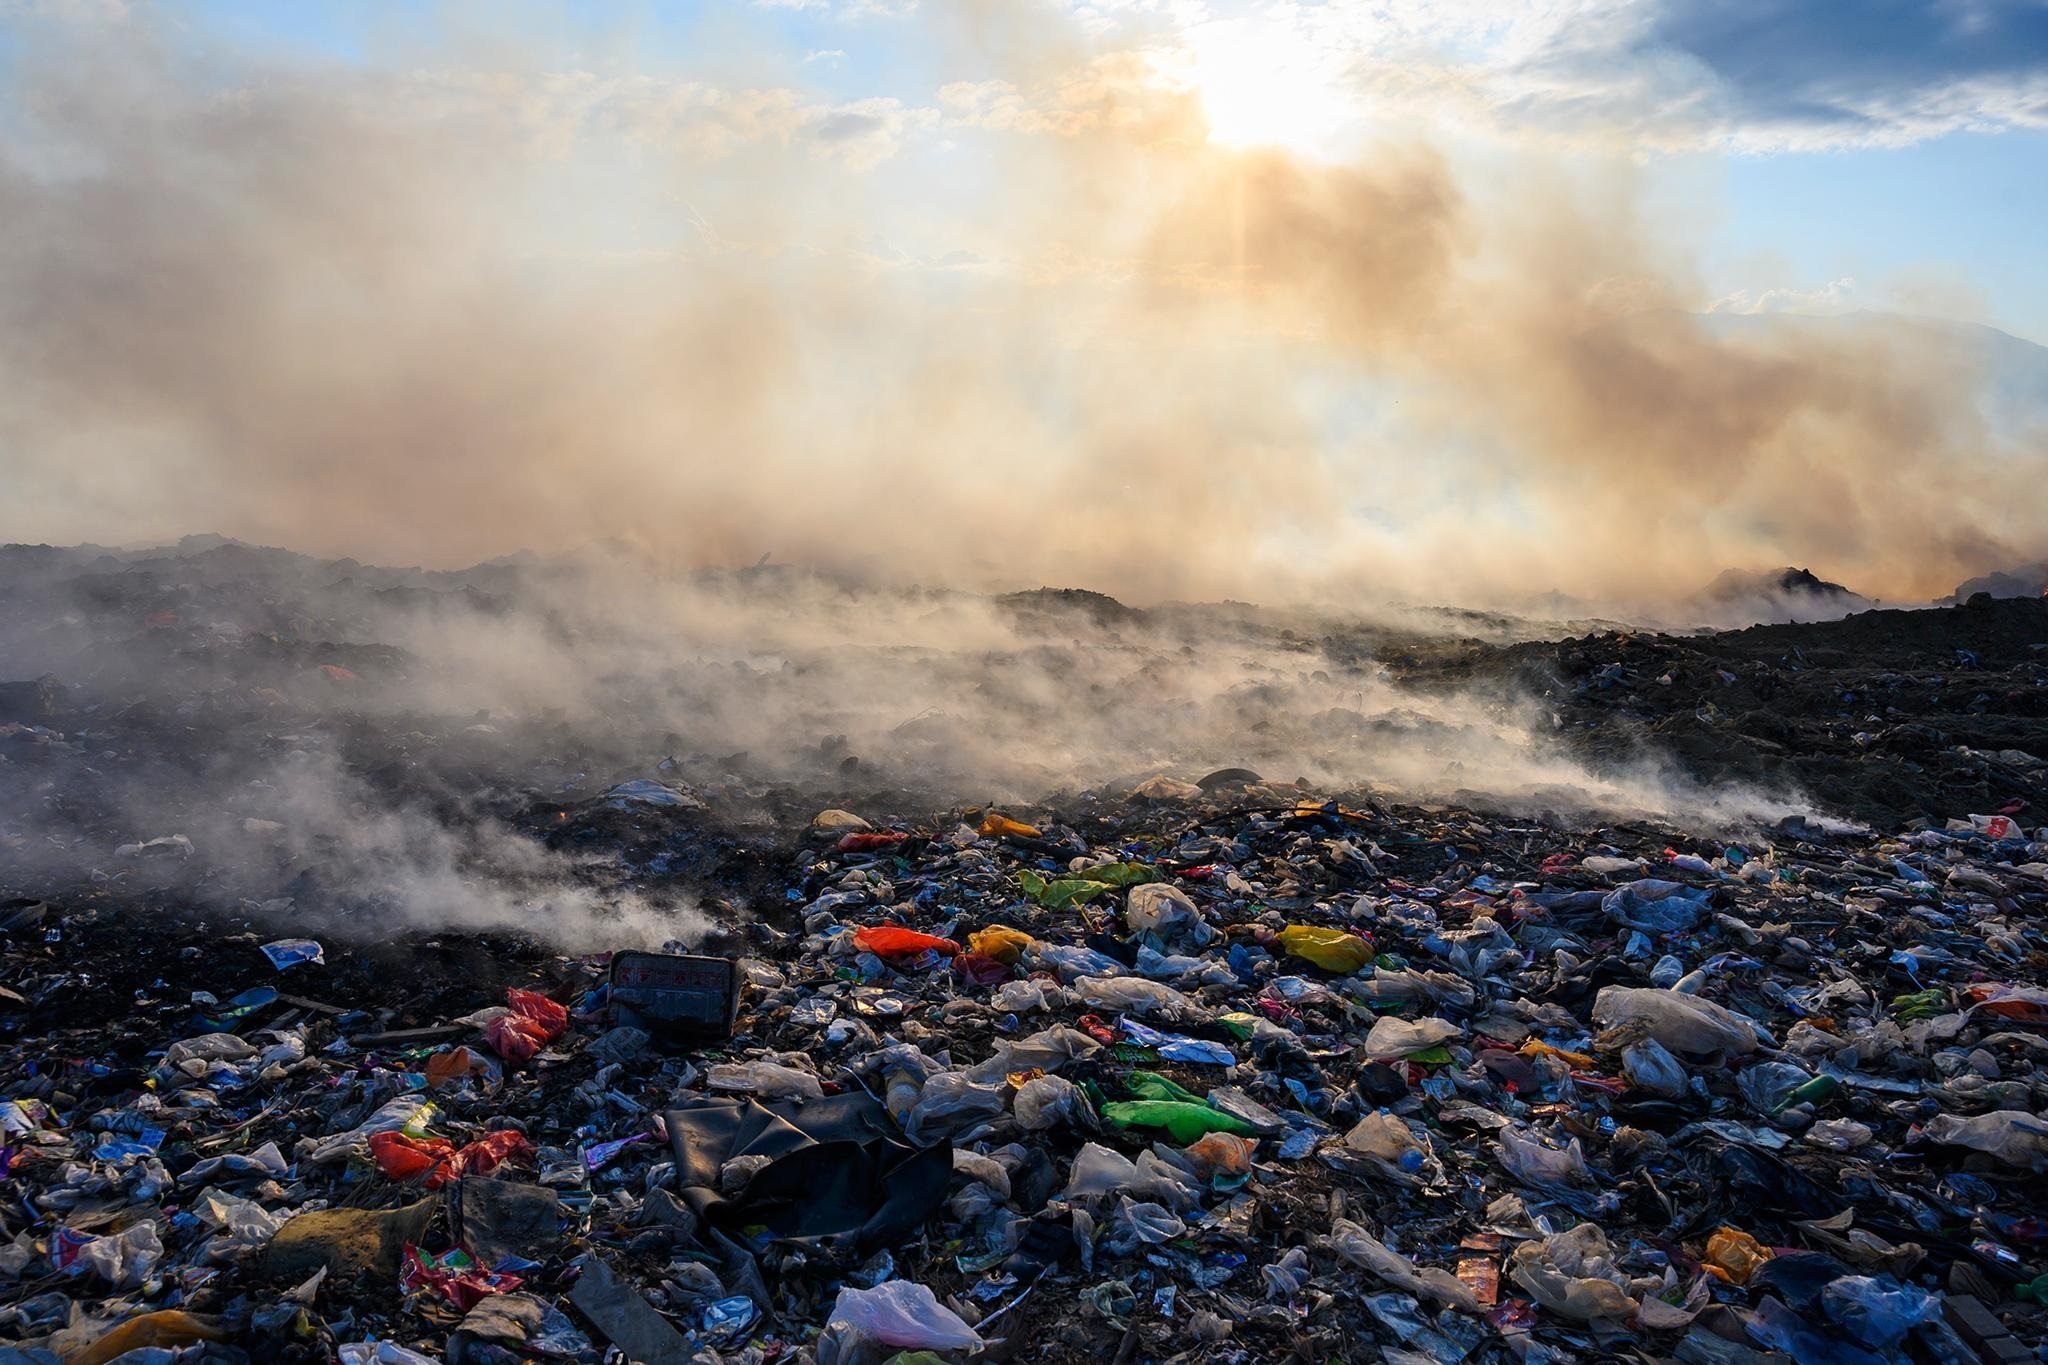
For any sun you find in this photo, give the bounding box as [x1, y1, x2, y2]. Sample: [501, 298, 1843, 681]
[1178, 20, 1353, 156]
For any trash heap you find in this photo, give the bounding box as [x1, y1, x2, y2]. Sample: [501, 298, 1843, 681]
[3, 783, 2048, 1365]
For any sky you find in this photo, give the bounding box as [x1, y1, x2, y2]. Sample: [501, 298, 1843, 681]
[144, 0, 2048, 342]
[1, 0, 2045, 606]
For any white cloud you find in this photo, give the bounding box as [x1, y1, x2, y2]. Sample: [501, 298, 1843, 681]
[1711, 277, 1859, 316]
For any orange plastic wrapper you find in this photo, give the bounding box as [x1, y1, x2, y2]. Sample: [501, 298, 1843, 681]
[423, 1046, 499, 1090]
[852, 925, 961, 958]
[1181, 1131, 1257, 1177]
[369, 1129, 533, 1189]
[978, 812, 1042, 839]
[1968, 984, 2048, 1026]
[1703, 1226, 1773, 1284]
[483, 988, 568, 1063]
[1521, 1039, 1594, 1068]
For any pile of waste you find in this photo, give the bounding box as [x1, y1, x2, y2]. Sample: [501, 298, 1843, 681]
[3, 778, 2046, 1363]
[1385, 595, 2048, 830]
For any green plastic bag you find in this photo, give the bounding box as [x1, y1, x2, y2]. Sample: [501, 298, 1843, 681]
[1101, 1099, 1255, 1143]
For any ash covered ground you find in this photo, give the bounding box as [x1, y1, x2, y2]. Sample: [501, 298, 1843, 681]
[1, 538, 2046, 1364]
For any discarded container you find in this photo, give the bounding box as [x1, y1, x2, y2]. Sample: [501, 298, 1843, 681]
[607, 951, 739, 1042]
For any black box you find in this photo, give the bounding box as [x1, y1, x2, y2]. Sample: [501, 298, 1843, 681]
[608, 951, 739, 1042]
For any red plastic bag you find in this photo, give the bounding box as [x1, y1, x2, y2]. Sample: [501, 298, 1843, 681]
[952, 951, 1010, 986]
[400, 1244, 522, 1311]
[370, 1130, 533, 1189]
[484, 988, 568, 1063]
[369, 1131, 452, 1183]
[852, 925, 960, 959]
[836, 831, 908, 853]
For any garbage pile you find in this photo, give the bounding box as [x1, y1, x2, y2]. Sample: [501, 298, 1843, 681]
[1384, 595, 2048, 831]
[3, 780, 2046, 1364]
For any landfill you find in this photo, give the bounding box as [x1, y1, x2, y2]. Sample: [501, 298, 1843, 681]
[3, 546, 2048, 1364]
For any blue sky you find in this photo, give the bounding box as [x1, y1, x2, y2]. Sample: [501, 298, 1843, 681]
[132, 0, 2048, 341]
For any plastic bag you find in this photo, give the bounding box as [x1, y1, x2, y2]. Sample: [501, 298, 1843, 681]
[1507, 1228, 1635, 1321]
[1276, 925, 1373, 973]
[1063, 1142, 1138, 1200]
[1108, 1195, 1185, 1248]
[194, 1188, 285, 1252]
[1344, 1111, 1425, 1171]
[309, 1095, 433, 1164]
[978, 812, 1041, 839]
[1703, 1226, 1772, 1284]
[483, 988, 568, 1064]
[706, 1060, 825, 1102]
[1026, 942, 1126, 983]
[1124, 883, 1211, 947]
[1918, 1109, 2048, 1171]
[1324, 1219, 1478, 1311]
[1071, 974, 1196, 1019]
[1602, 880, 1708, 934]
[989, 979, 1048, 1013]
[1592, 986, 1760, 1054]
[367, 1129, 532, 1189]
[1822, 1275, 1940, 1350]
[827, 1279, 982, 1352]
[1737, 1060, 1816, 1116]
[1497, 1127, 1587, 1186]
[338, 1344, 445, 1365]
[1348, 967, 1476, 1010]
[960, 1026, 1101, 1083]
[967, 925, 1033, 965]
[1621, 1036, 1689, 1098]
[1182, 1131, 1257, 1177]
[1014, 1074, 1081, 1130]
[903, 1073, 1007, 1144]
[1101, 1100, 1255, 1144]
[1362, 1014, 1461, 1058]
[62, 1221, 164, 1289]
[852, 925, 960, 959]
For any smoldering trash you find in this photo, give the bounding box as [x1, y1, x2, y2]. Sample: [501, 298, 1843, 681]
[1, 543, 2047, 1365]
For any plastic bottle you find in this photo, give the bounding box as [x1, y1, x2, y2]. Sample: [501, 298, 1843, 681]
[884, 1068, 922, 1122]
[1344, 1110, 1427, 1171]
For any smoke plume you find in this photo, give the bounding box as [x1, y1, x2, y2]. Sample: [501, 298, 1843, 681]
[1, 4, 2042, 608]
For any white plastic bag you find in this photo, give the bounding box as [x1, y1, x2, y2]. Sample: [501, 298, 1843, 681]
[825, 1280, 982, 1352]
[1497, 1127, 1587, 1186]
[1071, 975, 1197, 1020]
[1592, 986, 1760, 1054]
[1362, 1015, 1461, 1058]
[1920, 1109, 2048, 1171]
[1014, 1075, 1081, 1131]
[1124, 883, 1212, 947]
[1324, 1218, 1478, 1311]
[705, 1059, 824, 1102]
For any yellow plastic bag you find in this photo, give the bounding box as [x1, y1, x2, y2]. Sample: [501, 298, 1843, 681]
[1276, 924, 1373, 973]
[1703, 1226, 1772, 1284]
[72, 1312, 227, 1365]
[978, 812, 1042, 839]
[968, 925, 1033, 965]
